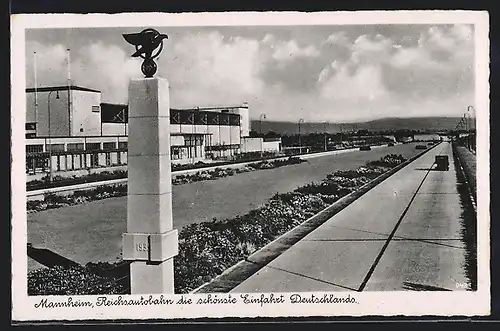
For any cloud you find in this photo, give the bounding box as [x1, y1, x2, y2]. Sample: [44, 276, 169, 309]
[162, 31, 263, 107]
[27, 41, 142, 103]
[271, 40, 320, 62]
[323, 31, 350, 46]
[321, 64, 389, 101]
[26, 24, 475, 122]
[26, 42, 69, 87]
[350, 34, 394, 65]
[261, 33, 275, 44]
[73, 42, 143, 103]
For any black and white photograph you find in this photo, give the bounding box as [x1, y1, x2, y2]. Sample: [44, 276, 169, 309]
[11, 11, 490, 321]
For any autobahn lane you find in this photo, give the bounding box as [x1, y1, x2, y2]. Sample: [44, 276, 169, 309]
[231, 142, 473, 293]
[363, 142, 470, 291]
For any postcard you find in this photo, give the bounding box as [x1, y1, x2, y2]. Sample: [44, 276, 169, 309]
[11, 10, 490, 322]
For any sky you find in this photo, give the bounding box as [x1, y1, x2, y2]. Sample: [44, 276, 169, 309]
[25, 24, 475, 122]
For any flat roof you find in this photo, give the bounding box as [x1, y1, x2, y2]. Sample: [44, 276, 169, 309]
[171, 133, 212, 136]
[26, 85, 101, 93]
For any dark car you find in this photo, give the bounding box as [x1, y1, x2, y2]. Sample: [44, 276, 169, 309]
[388, 142, 395, 147]
[360, 146, 371, 151]
[435, 155, 449, 171]
[428, 142, 434, 145]
[415, 145, 427, 150]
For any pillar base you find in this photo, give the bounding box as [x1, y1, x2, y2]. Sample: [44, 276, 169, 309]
[130, 259, 174, 294]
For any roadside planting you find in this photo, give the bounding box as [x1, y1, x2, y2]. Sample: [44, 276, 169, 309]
[27, 153, 407, 295]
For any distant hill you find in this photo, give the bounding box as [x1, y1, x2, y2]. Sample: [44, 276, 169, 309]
[250, 117, 470, 135]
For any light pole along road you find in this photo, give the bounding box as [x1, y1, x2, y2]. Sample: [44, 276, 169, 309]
[259, 113, 266, 158]
[298, 118, 304, 154]
[324, 121, 329, 152]
[232, 141, 475, 293]
[47, 90, 60, 182]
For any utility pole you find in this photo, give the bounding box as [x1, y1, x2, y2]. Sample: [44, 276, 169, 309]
[47, 90, 60, 182]
[324, 121, 328, 152]
[259, 113, 266, 158]
[298, 118, 305, 154]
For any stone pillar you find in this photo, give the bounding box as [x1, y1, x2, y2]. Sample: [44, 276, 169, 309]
[74, 154, 81, 169]
[111, 152, 118, 165]
[58, 156, 66, 171]
[122, 78, 178, 294]
[98, 153, 106, 166]
[85, 154, 91, 168]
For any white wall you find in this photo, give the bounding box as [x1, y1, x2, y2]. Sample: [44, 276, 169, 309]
[71, 90, 102, 136]
[238, 106, 250, 138]
[26, 89, 102, 137]
[102, 123, 128, 136]
[26, 90, 70, 136]
[241, 137, 281, 153]
[241, 137, 263, 153]
[263, 140, 281, 152]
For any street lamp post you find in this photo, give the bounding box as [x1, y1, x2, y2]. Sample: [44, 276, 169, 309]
[298, 118, 304, 155]
[47, 90, 59, 182]
[467, 105, 475, 152]
[259, 113, 266, 158]
[323, 121, 328, 152]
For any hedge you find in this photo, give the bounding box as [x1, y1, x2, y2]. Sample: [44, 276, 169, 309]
[27, 154, 406, 295]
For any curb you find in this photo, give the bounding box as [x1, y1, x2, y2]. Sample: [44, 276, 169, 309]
[452, 143, 477, 212]
[192, 142, 442, 293]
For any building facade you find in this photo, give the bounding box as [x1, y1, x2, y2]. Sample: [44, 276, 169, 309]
[25, 85, 260, 175]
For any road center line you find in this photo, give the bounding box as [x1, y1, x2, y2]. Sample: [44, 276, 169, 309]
[357, 145, 446, 292]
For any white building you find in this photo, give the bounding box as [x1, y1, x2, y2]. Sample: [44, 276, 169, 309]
[25, 85, 259, 175]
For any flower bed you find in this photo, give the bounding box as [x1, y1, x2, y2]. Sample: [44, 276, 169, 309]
[27, 154, 407, 295]
[27, 157, 306, 214]
[27, 153, 289, 191]
[27, 170, 128, 191]
[28, 262, 129, 296]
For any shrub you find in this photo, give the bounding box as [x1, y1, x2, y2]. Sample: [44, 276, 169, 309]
[28, 265, 128, 296]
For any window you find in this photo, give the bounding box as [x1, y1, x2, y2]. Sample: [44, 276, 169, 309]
[92, 106, 100, 113]
[25, 122, 37, 130]
[86, 143, 101, 151]
[171, 147, 181, 160]
[26, 145, 43, 153]
[48, 144, 65, 152]
[103, 142, 116, 150]
[67, 143, 84, 151]
[90, 154, 99, 167]
[118, 142, 128, 149]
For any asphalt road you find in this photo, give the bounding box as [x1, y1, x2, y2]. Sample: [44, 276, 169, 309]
[27, 143, 424, 270]
[232, 142, 474, 293]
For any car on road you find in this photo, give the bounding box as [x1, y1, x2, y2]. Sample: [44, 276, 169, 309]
[435, 155, 449, 171]
[428, 142, 434, 145]
[387, 142, 395, 146]
[360, 146, 371, 151]
[415, 145, 427, 150]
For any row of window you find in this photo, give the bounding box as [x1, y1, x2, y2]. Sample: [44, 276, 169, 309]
[25, 142, 129, 153]
[170, 110, 242, 126]
[26, 152, 126, 173]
